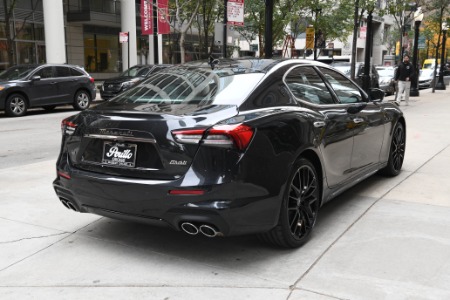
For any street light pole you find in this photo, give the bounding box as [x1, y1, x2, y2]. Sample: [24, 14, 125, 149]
[435, 22, 448, 90]
[410, 8, 423, 97]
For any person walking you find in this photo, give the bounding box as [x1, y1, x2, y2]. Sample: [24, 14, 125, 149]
[394, 54, 415, 106]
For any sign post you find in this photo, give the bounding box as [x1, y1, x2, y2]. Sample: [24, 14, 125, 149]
[119, 32, 130, 74]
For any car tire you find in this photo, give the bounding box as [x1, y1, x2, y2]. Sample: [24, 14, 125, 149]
[259, 158, 320, 248]
[380, 122, 405, 177]
[5, 94, 28, 117]
[73, 90, 91, 110]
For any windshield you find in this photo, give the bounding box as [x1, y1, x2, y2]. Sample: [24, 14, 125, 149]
[0, 65, 36, 81]
[110, 67, 264, 106]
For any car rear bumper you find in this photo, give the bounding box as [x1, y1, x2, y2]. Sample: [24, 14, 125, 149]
[53, 167, 281, 237]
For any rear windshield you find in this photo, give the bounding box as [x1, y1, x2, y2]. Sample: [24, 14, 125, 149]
[110, 67, 264, 106]
[0, 66, 36, 80]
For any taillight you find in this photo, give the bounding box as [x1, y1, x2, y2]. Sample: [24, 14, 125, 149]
[61, 118, 77, 135]
[172, 124, 254, 150]
[89, 77, 95, 83]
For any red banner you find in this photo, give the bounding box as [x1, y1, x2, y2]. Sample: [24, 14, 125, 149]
[157, 0, 170, 34]
[141, 0, 153, 35]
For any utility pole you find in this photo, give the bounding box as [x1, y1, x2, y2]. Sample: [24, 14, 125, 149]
[363, 8, 374, 92]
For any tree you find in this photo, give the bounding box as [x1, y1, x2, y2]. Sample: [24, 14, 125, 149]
[385, 0, 426, 61]
[173, 0, 201, 63]
[422, 0, 450, 92]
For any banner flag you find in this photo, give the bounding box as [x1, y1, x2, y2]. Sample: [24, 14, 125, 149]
[141, 0, 153, 35]
[157, 0, 170, 34]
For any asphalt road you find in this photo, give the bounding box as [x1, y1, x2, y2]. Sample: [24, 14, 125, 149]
[1, 88, 450, 299]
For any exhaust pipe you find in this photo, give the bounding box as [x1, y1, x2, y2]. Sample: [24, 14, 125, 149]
[180, 222, 199, 235]
[60, 198, 78, 212]
[199, 224, 219, 238]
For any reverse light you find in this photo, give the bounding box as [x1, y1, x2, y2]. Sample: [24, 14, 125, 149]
[61, 118, 77, 135]
[172, 124, 254, 150]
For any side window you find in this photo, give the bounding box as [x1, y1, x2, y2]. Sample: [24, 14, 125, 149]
[284, 66, 334, 105]
[70, 67, 84, 76]
[55, 66, 71, 77]
[34, 67, 53, 79]
[318, 67, 364, 104]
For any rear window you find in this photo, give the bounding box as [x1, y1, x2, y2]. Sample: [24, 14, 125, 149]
[70, 67, 85, 76]
[110, 67, 264, 106]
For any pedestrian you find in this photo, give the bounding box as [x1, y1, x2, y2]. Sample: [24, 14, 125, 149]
[394, 54, 415, 106]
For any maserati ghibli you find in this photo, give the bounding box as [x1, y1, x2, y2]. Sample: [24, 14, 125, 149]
[53, 58, 406, 248]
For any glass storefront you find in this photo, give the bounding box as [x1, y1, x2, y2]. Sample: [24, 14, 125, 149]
[84, 32, 120, 73]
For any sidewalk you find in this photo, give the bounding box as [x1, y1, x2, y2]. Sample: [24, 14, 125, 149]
[1, 88, 449, 300]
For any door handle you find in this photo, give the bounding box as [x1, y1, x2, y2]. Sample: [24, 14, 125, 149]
[353, 117, 364, 124]
[313, 121, 326, 128]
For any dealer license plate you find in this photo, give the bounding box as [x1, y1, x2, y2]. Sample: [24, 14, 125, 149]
[102, 142, 137, 167]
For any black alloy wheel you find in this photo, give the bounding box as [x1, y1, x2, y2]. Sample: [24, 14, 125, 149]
[5, 94, 28, 117]
[73, 90, 91, 110]
[381, 122, 405, 176]
[260, 158, 320, 248]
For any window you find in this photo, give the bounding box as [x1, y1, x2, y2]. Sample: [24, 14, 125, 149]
[318, 67, 364, 104]
[55, 66, 71, 77]
[284, 66, 334, 105]
[70, 67, 84, 76]
[34, 67, 53, 78]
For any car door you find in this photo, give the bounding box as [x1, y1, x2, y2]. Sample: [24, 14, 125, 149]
[54, 66, 78, 103]
[284, 66, 354, 188]
[318, 67, 385, 175]
[28, 66, 58, 106]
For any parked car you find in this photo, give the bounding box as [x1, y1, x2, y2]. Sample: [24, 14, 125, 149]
[0, 64, 96, 117]
[376, 66, 396, 95]
[331, 62, 380, 89]
[100, 64, 171, 100]
[419, 68, 437, 88]
[53, 58, 405, 248]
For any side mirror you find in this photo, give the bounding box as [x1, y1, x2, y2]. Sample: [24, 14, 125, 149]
[31, 75, 41, 81]
[369, 88, 384, 102]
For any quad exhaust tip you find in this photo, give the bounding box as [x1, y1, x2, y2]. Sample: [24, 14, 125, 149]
[180, 222, 221, 237]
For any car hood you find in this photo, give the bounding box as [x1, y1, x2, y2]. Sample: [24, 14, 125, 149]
[103, 76, 144, 84]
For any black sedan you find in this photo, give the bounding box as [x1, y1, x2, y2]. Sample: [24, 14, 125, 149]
[0, 64, 96, 117]
[53, 58, 406, 248]
[100, 64, 170, 100]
